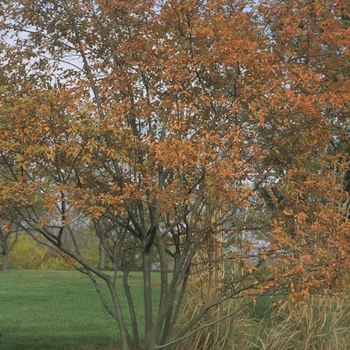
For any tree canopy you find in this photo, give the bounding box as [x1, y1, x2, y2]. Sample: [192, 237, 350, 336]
[1, 0, 350, 349]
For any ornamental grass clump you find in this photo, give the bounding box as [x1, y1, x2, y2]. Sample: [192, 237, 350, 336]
[256, 296, 350, 350]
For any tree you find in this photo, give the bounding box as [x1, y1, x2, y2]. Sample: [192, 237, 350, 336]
[0, 217, 19, 271]
[0, 159, 24, 271]
[0, 0, 350, 349]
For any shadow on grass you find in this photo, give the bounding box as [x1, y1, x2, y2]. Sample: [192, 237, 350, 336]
[1, 333, 118, 350]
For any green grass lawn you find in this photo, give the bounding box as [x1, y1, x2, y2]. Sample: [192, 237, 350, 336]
[0, 270, 276, 350]
[0, 270, 161, 350]
[2, 270, 349, 350]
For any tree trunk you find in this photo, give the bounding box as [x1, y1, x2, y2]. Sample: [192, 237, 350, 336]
[1, 252, 8, 271]
[98, 243, 106, 270]
[0, 218, 8, 271]
[143, 249, 153, 346]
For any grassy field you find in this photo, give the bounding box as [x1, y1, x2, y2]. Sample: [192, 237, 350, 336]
[0, 270, 161, 350]
[2, 270, 349, 350]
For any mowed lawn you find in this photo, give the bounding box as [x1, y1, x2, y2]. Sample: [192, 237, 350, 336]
[0, 270, 161, 350]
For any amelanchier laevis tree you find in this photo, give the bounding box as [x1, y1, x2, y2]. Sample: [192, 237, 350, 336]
[0, 0, 350, 349]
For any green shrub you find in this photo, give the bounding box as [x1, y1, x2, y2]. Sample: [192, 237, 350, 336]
[8, 234, 71, 270]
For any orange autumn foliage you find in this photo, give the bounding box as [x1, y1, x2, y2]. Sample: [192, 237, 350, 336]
[0, 0, 350, 349]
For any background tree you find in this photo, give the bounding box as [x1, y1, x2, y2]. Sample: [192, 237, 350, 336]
[0, 1, 350, 349]
[0, 217, 20, 271]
